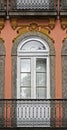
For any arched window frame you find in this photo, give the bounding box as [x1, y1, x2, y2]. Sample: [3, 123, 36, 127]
[17, 37, 50, 99]
[12, 32, 55, 99]
[11, 32, 55, 127]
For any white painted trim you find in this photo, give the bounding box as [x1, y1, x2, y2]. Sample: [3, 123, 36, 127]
[18, 51, 49, 57]
[17, 36, 50, 99]
[17, 37, 49, 52]
[46, 57, 50, 99]
[17, 56, 50, 99]
[17, 36, 50, 127]
[31, 57, 36, 98]
[17, 56, 21, 99]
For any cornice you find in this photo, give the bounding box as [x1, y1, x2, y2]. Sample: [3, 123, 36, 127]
[10, 18, 56, 30]
[13, 22, 54, 43]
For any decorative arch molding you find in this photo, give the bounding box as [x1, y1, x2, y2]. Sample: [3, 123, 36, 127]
[12, 32, 55, 56]
[0, 38, 5, 99]
[62, 38, 67, 98]
[12, 32, 55, 99]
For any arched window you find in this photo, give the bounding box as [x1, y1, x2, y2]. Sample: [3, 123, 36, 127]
[12, 32, 55, 127]
[17, 37, 50, 99]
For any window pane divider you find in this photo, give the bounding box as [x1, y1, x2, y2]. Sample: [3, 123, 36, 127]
[31, 57, 36, 99]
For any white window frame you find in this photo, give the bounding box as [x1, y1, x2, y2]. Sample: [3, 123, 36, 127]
[17, 37, 50, 99]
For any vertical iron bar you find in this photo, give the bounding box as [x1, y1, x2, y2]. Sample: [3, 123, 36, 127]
[6, 0, 9, 18]
[58, 0, 60, 17]
[6, 100, 7, 127]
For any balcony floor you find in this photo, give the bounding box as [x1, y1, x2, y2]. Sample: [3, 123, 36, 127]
[9, 11, 57, 17]
[0, 128, 67, 130]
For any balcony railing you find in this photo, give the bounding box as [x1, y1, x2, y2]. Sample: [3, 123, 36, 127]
[0, 99, 67, 128]
[9, 0, 57, 10]
[8, 0, 58, 17]
[0, 0, 6, 16]
[60, 0, 67, 11]
[0, 0, 67, 17]
[60, 0, 67, 16]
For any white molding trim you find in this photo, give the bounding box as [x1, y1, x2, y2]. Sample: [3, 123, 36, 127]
[17, 37, 50, 99]
[17, 36, 50, 127]
[17, 37, 49, 52]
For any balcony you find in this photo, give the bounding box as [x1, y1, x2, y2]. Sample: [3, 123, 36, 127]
[0, 0, 58, 18]
[0, 99, 67, 128]
[8, 0, 58, 17]
[60, 0, 67, 17]
[0, 0, 6, 17]
[0, 0, 67, 18]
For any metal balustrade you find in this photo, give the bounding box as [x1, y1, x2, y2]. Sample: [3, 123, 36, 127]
[0, 99, 67, 128]
[8, 0, 58, 17]
[0, 0, 6, 16]
[8, 0, 57, 11]
[0, 0, 67, 17]
[60, 0, 67, 11]
[0, 0, 6, 10]
[60, 0, 67, 16]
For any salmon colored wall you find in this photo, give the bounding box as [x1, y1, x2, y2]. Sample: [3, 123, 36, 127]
[50, 20, 66, 99]
[1, 20, 17, 98]
[0, 20, 67, 99]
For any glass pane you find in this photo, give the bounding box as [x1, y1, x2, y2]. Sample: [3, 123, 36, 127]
[20, 88, 31, 99]
[36, 88, 46, 99]
[36, 73, 46, 86]
[21, 59, 30, 72]
[21, 73, 31, 86]
[36, 59, 46, 72]
[21, 40, 46, 50]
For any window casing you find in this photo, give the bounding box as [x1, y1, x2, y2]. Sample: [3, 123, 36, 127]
[12, 33, 55, 127]
[17, 37, 50, 99]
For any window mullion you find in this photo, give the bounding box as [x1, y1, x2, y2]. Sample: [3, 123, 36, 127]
[17, 57, 21, 99]
[33, 57, 36, 99]
[46, 57, 50, 99]
[31, 57, 36, 99]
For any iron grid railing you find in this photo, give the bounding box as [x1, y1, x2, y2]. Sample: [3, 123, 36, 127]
[60, 0, 67, 11]
[0, 0, 67, 17]
[0, 0, 6, 11]
[8, 0, 57, 11]
[0, 99, 67, 128]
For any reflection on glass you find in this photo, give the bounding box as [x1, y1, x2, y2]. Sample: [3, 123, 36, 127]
[20, 88, 31, 99]
[36, 73, 46, 86]
[21, 73, 31, 86]
[36, 88, 46, 99]
[21, 40, 46, 50]
[36, 58, 46, 99]
[36, 59, 46, 72]
[21, 59, 30, 72]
